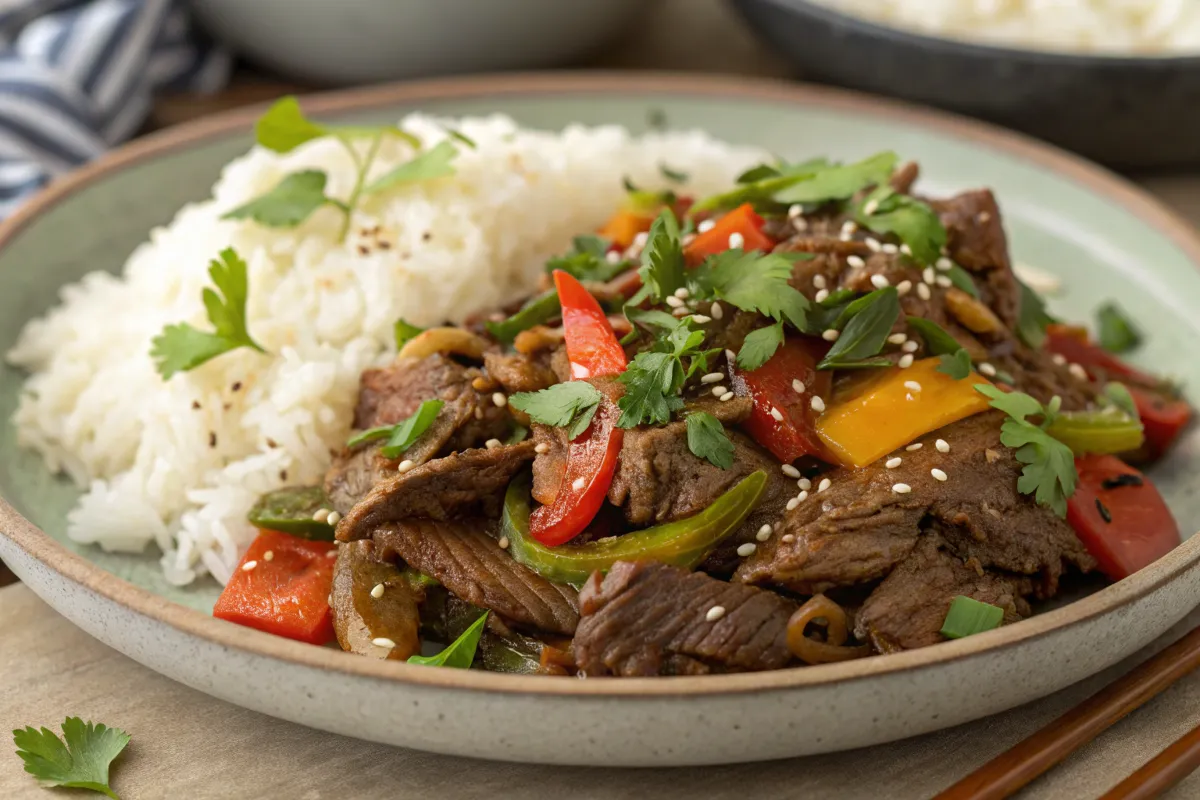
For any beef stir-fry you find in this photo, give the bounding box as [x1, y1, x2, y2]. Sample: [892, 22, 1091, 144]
[214, 152, 1191, 675]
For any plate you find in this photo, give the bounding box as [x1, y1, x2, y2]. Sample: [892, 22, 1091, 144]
[2, 73, 1199, 766]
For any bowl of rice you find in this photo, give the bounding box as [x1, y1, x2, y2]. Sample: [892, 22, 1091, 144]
[729, 0, 1200, 168]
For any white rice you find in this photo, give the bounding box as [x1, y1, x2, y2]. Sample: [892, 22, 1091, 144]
[812, 0, 1200, 54]
[7, 114, 764, 586]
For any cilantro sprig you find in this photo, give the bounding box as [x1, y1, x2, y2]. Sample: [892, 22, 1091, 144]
[510, 381, 603, 440]
[855, 187, 946, 266]
[686, 411, 735, 469]
[13, 717, 130, 799]
[635, 208, 686, 304]
[546, 235, 630, 283]
[346, 399, 445, 458]
[617, 318, 716, 428]
[975, 384, 1077, 517]
[150, 248, 265, 379]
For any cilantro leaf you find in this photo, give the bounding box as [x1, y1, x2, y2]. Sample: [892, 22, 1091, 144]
[737, 321, 784, 370]
[772, 151, 897, 205]
[944, 263, 980, 298]
[222, 170, 337, 228]
[546, 235, 629, 283]
[638, 208, 685, 302]
[510, 381, 603, 440]
[937, 348, 973, 380]
[151, 248, 265, 379]
[906, 316, 972, 379]
[617, 351, 684, 427]
[855, 187, 947, 266]
[818, 287, 900, 370]
[1016, 278, 1055, 349]
[255, 96, 328, 153]
[1096, 302, 1142, 354]
[408, 611, 487, 668]
[690, 249, 810, 330]
[345, 399, 445, 457]
[692, 157, 833, 213]
[13, 717, 130, 799]
[686, 411, 735, 469]
[394, 319, 423, 349]
[975, 383, 1076, 517]
[365, 140, 459, 194]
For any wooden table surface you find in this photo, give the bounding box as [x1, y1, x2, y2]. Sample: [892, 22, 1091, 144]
[5, 1, 1200, 797]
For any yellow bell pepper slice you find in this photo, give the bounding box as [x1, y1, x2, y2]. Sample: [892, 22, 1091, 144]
[816, 358, 993, 468]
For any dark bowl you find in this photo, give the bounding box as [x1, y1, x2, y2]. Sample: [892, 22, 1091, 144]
[729, 0, 1200, 170]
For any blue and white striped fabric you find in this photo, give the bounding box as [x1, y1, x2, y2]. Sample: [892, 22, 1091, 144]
[0, 0, 230, 216]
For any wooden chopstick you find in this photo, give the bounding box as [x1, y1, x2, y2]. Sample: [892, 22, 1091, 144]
[1099, 721, 1200, 800]
[934, 624, 1200, 800]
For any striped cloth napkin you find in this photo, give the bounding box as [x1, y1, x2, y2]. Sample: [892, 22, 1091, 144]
[0, 0, 230, 216]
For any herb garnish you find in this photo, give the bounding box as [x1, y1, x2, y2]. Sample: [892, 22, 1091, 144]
[346, 398, 445, 458]
[906, 316, 972, 379]
[13, 717, 130, 799]
[737, 322, 786, 371]
[510, 381, 603, 440]
[635, 208, 686, 303]
[150, 248, 265, 379]
[393, 319, 424, 349]
[546, 235, 630, 283]
[1102, 382, 1139, 419]
[975, 384, 1076, 517]
[617, 318, 715, 428]
[693, 152, 893, 213]
[854, 187, 946, 266]
[408, 611, 488, 668]
[1096, 302, 1142, 354]
[817, 287, 900, 370]
[686, 411, 735, 469]
[1016, 278, 1054, 348]
[660, 163, 690, 183]
[224, 170, 344, 227]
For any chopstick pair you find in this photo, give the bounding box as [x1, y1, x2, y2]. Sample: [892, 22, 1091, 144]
[935, 624, 1200, 800]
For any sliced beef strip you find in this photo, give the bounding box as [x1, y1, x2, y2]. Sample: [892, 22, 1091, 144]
[330, 539, 422, 660]
[991, 342, 1098, 412]
[930, 190, 1020, 331]
[735, 412, 1096, 594]
[484, 350, 559, 395]
[574, 560, 796, 676]
[336, 441, 537, 542]
[372, 518, 579, 635]
[854, 533, 1031, 653]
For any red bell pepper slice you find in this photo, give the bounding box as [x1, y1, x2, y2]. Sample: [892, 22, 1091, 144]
[729, 336, 832, 464]
[530, 272, 628, 546]
[213, 530, 337, 645]
[1066, 454, 1180, 580]
[1045, 326, 1192, 459]
[684, 202, 775, 266]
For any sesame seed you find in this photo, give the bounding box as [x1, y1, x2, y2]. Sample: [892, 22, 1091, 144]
[492, 392, 508, 408]
[728, 232, 745, 249]
[702, 372, 725, 384]
[902, 340, 919, 353]
[904, 381, 922, 392]
[901, 244, 913, 256]
[811, 396, 826, 412]
[782, 464, 801, 478]
[313, 508, 330, 523]
[794, 216, 809, 232]
[698, 219, 716, 233]
[706, 605, 727, 622]
[498, 536, 510, 550]
[813, 274, 827, 289]
[674, 287, 690, 299]
[326, 511, 342, 526]
[923, 267, 936, 284]
[906, 393, 915, 401]
[893, 483, 912, 494]
[397, 459, 415, 473]
[932, 468, 948, 482]
[371, 583, 385, 599]
[888, 333, 908, 345]
[870, 274, 890, 289]
[485, 438, 505, 451]
[571, 477, 585, 491]
[882, 243, 899, 254]
[1069, 363, 1089, 381]
[633, 232, 649, 249]
[710, 302, 724, 320]
[822, 329, 840, 341]
[978, 212, 992, 223]
[1052, 354, 1068, 366]
[671, 306, 690, 318]
[936, 276, 953, 288]
[605, 250, 621, 264]
[797, 490, 810, 502]
[535, 442, 550, 454]
[788, 204, 803, 219]
[782, 534, 796, 543]
[756, 524, 773, 542]
[848, 255, 866, 269]
[725, 349, 737, 364]
[907, 443, 923, 451]
[770, 406, 784, 422]
[899, 354, 914, 368]
[665, 295, 685, 308]
[786, 497, 800, 511]
[936, 439, 950, 453]
[719, 391, 734, 402]
[792, 379, 806, 394]
[815, 289, 830, 303]
[691, 314, 712, 324]
[936, 257, 954, 271]
[886, 457, 902, 469]
[863, 198, 880, 216]
[372, 637, 396, 649]
[263, 550, 274, 562]
[737, 543, 757, 557]
[818, 478, 832, 492]
[896, 280, 912, 296]
[242, 560, 258, 571]
[866, 237, 882, 252]
[841, 221, 858, 236]
[917, 283, 932, 300]
[798, 477, 812, 491]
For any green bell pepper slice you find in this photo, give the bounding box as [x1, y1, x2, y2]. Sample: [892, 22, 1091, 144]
[247, 485, 336, 540]
[501, 470, 767, 587]
[1047, 409, 1144, 455]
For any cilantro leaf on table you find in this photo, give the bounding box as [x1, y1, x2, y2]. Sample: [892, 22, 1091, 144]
[906, 316, 972, 379]
[345, 399, 445, 458]
[1016, 278, 1055, 349]
[737, 321, 785, 370]
[637, 208, 686, 303]
[365, 140, 459, 194]
[510, 381, 603, 440]
[855, 187, 947, 266]
[408, 612, 487, 668]
[975, 384, 1076, 517]
[546, 235, 629, 283]
[150, 248, 266, 379]
[686, 411, 735, 469]
[1096, 301, 1142, 354]
[13, 717, 130, 799]
[771, 151, 897, 205]
[222, 170, 341, 228]
[689, 249, 811, 331]
[817, 287, 900, 370]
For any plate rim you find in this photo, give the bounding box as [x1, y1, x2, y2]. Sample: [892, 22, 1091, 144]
[3, 69, 1200, 698]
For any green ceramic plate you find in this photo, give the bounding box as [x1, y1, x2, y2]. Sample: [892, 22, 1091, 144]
[1, 74, 1199, 766]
